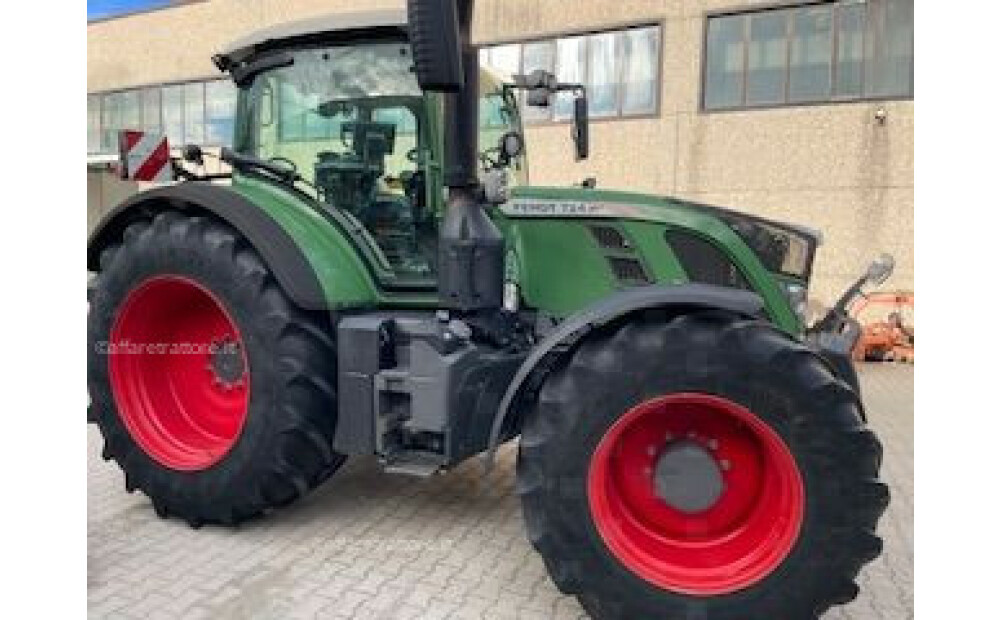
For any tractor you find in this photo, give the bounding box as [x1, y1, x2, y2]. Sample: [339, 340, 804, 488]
[87, 1, 890, 617]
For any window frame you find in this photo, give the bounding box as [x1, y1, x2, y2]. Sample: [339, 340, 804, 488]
[478, 20, 665, 126]
[700, 0, 913, 113]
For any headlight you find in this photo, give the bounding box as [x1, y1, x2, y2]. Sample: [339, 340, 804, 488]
[709, 210, 820, 280]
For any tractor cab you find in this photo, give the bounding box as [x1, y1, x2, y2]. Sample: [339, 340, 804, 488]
[217, 13, 528, 283]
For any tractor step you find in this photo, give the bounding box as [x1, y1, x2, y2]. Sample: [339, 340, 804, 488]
[381, 451, 446, 478]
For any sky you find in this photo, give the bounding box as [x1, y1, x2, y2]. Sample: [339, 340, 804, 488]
[88, 0, 176, 21]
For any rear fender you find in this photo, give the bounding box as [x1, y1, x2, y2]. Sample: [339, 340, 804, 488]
[87, 182, 377, 312]
[484, 284, 765, 469]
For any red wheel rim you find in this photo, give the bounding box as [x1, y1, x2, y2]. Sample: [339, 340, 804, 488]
[108, 276, 250, 471]
[587, 393, 804, 596]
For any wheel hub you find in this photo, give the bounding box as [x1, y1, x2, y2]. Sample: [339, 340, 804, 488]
[652, 440, 725, 514]
[209, 338, 246, 387]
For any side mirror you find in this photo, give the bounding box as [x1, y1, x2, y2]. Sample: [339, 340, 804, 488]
[865, 253, 895, 287]
[517, 70, 558, 108]
[407, 0, 464, 92]
[572, 95, 589, 161]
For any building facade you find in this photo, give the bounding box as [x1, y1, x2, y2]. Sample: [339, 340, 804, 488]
[87, 0, 914, 306]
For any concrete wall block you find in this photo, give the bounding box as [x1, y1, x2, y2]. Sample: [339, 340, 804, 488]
[674, 101, 914, 193]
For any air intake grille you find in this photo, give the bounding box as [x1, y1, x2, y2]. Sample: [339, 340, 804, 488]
[608, 257, 651, 285]
[665, 230, 751, 290]
[589, 225, 629, 250]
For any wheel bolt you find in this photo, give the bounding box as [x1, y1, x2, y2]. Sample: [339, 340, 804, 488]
[720, 459, 731, 471]
[708, 439, 719, 451]
[647, 446, 657, 457]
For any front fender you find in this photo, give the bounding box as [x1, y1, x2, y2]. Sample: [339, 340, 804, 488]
[484, 283, 765, 469]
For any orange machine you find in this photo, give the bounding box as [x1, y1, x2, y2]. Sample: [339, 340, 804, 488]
[849, 292, 914, 363]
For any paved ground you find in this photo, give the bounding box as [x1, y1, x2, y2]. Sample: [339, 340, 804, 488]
[88, 365, 913, 620]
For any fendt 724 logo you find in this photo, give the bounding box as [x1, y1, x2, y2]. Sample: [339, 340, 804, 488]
[502, 199, 646, 218]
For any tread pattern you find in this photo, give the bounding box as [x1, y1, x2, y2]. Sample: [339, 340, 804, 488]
[516, 310, 889, 619]
[88, 211, 345, 527]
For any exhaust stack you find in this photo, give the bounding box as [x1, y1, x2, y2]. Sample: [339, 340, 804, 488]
[408, 0, 504, 313]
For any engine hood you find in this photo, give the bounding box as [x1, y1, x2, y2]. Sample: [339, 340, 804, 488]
[503, 186, 822, 282]
[505, 186, 820, 245]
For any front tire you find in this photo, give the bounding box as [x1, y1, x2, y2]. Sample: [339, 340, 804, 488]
[517, 310, 888, 619]
[88, 211, 345, 527]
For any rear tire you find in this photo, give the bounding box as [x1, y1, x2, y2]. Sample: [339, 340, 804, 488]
[517, 310, 888, 619]
[88, 211, 345, 527]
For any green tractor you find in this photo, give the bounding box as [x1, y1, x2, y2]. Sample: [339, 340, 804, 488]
[87, 1, 889, 617]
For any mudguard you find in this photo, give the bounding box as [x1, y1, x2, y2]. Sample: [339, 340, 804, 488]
[484, 283, 766, 469]
[89, 182, 329, 310]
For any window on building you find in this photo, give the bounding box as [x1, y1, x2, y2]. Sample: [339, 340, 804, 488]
[100, 91, 122, 152]
[864, 0, 913, 98]
[747, 10, 789, 105]
[161, 84, 185, 148]
[482, 44, 522, 78]
[480, 24, 662, 124]
[789, 5, 834, 102]
[142, 87, 162, 134]
[87, 95, 101, 154]
[704, 15, 745, 110]
[702, 0, 913, 110]
[621, 26, 661, 115]
[205, 80, 236, 145]
[87, 79, 236, 155]
[587, 32, 620, 118]
[183, 82, 205, 145]
[554, 36, 587, 120]
[836, 1, 866, 97]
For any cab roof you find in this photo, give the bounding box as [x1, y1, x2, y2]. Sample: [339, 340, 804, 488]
[216, 8, 512, 96]
[218, 9, 408, 66]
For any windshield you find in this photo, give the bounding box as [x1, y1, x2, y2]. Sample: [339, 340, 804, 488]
[239, 42, 435, 281]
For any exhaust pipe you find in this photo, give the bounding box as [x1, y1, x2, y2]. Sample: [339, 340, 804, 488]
[408, 0, 503, 314]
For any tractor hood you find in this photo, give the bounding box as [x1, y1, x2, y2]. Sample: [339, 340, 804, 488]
[503, 186, 821, 282]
